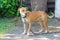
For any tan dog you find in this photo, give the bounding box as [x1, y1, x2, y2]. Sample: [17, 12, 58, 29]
[18, 7, 54, 35]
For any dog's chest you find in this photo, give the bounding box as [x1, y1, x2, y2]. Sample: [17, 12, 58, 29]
[22, 18, 29, 22]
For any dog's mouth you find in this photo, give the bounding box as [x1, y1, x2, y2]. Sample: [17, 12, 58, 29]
[22, 14, 27, 18]
[21, 13, 27, 18]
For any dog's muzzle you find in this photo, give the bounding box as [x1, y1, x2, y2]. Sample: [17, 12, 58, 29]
[22, 13, 27, 18]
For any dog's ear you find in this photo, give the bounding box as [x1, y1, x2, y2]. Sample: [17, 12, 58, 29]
[18, 8, 20, 11]
[25, 7, 28, 11]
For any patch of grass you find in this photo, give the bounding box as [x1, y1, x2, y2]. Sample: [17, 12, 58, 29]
[0, 18, 17, 34]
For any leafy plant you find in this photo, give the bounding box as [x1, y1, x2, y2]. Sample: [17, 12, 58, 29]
[48, 11, 54, 16]
[0, 0, 19, 17]
[0, 18, 15, 34]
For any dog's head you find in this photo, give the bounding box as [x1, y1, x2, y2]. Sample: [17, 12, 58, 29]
[18, 7, 28, 18]
[18, 7, 28, 13]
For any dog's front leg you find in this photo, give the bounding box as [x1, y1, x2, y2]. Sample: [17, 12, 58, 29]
[27, 22, 32, 35]
[22, 22, 26, 34]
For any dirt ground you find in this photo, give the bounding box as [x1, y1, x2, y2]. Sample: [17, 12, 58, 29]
[0, 18, 60, 40]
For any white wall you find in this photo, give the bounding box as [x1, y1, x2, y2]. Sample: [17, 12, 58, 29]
[55, 0, 60, 18]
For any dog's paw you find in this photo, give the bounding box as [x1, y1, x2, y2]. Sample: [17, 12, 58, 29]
[45, 30, 49, 33]
[21, 32, 26, 35]
[27, 32, 34, 36]
[37, 29, 44, 33]
[27, 33, 30, 36]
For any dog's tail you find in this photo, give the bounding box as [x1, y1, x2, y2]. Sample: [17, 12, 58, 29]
[48, 12, 54, 18]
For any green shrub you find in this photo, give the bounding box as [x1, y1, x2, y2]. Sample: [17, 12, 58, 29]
[0, 0, 20, 17]
[48, 11, 54, 16]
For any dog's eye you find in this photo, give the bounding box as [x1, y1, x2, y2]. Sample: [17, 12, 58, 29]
[22, 10, 24, 12]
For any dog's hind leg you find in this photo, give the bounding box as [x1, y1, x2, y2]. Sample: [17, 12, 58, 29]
[43, 21, 49, 33]
[38, 20, 44, 33]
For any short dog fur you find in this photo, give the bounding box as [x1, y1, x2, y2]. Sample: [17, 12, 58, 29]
[18, 7, 54, 35]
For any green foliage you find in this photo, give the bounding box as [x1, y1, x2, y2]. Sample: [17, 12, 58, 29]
[19, 0, 27, 7]
[48, 11, 53, 16]
[0, 0, 20, 17]
[20, 4, 25, 7]
[0, 18, 15, 34]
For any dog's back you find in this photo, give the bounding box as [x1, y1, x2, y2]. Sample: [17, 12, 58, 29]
[26, 11, 48, 22]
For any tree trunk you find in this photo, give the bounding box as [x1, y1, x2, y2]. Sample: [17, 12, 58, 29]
[30, 0, 47, 11]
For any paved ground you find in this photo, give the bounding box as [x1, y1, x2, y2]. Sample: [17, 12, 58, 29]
[0, 18, 60, 40]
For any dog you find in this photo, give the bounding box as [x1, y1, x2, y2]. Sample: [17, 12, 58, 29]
[18, 7, 54, 35]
